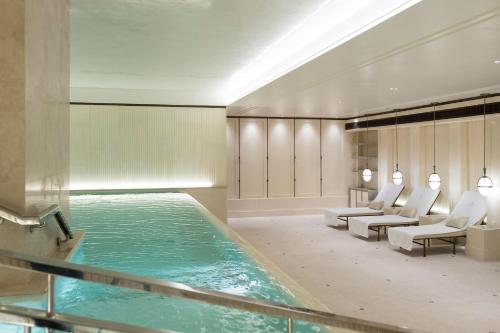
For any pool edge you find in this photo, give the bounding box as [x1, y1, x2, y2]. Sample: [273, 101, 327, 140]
[190, 195, 333, 313]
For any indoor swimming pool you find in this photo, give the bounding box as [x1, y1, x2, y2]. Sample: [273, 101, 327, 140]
[1, 193, 325, 333]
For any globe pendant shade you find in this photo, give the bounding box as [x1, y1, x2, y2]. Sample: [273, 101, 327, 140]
[392, 169, 403, 185]
[477, 175, 494, 196]
[362, 168, 372, 182]
[428, 172, 441, 190]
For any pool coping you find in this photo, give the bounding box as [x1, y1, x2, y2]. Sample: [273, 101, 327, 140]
[191, 195, 333, 314]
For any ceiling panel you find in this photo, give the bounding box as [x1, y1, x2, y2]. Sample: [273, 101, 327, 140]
[227, 0, 500, 118]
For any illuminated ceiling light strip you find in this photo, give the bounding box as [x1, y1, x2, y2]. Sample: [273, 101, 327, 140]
[226, 0, 423, 104]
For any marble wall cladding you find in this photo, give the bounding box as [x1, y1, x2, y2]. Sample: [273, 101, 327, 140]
[25, 0, 70, 217]
[0, 0, 26, 212]
[0, 0, 69, 290]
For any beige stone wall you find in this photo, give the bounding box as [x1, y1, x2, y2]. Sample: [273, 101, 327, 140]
[0, 0, 69, 292]
[0, 0, 26, 213]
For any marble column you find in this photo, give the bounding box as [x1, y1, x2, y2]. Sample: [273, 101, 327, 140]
[0, 0, 69, 294]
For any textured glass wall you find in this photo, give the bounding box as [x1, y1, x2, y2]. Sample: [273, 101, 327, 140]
[70, 105, 226, 190]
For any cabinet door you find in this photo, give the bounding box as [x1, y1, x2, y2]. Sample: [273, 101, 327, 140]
[239, 119, 267, 198]
[295, 120, 321, 197]
[268, 119, 294, 197]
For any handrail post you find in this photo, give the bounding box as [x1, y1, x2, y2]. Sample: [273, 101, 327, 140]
[47, 274, 55, 315]
[288, 317, 293, 333]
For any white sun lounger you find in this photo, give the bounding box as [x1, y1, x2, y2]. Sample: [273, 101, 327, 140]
[324, 183, 404, 227]
[388, 191, 486, 256]
[348, 187, 440, 240]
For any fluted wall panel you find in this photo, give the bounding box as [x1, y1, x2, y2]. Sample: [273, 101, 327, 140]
[70, 105, 226, 190]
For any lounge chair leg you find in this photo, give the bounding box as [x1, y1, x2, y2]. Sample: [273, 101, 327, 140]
[423, 241, 426, 257]
[377, 227, 380, 241]
[384, 226, 387, 235]
[346, 217, 349, 229]
[453, 238, 456, 255]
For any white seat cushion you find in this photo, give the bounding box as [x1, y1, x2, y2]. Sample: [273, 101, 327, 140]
[388, 223, 466, 251]
[348, 215, 418, 238]
[324, 207, 382, 226]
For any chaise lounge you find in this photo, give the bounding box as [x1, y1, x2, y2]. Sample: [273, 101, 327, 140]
[387, 191, 486, 256]
[324, 183, 404, 227]
[348, 187, 440, 240]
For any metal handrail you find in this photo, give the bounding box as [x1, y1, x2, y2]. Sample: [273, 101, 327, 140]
[0, 204, 73, 241]
[0, 249, 415, 333]
[0, 304, 175, 333]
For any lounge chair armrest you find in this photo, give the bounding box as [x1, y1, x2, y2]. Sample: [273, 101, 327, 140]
[384, 207, 401, 215]
[357, 201, 370, 207]
[419, 214, 448, 225]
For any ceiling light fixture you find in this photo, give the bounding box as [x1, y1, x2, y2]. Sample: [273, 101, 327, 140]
[428, 103, 441, 190]
[477, 95, 494, 196]
[494, 60, 500, 64]
[362, 115, 372, 182]
[392, 110, 403, 185]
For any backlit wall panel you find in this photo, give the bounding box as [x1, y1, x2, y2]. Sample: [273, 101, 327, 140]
[322, 120, 350, 196]
[239, 119, 267, 198]
[295, 120, 321, 197]
[70, 105, 226, 190]
[268, 119, 294, 197]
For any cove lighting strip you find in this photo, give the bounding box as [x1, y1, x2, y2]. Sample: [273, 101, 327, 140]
[225, 0, 422, 104]
[70, 180, 214, 191]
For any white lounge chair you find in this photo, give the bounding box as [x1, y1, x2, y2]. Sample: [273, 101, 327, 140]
[388, 191, 486, 256]
[324, 183, 404, 227]
[348, 187, 440, 240]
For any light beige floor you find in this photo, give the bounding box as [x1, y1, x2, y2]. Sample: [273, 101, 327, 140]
[229, 215, 500, 333]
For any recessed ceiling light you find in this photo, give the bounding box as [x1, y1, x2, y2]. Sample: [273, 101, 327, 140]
[389, 87, 398, 91]
[495, 60, 500, 64]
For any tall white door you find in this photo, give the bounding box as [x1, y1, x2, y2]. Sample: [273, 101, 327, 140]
[268, 119, 294, 197]
[295, 119, 320, 197]
[240, 119, 267, 198]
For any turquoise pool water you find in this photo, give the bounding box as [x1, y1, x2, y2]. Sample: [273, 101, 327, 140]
[2, 193, 325, 333]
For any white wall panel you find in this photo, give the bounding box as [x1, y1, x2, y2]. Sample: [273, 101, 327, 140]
[268, 119, 294, 197]
[239, 119, 267, 198]
[226, 118, 239, 198]
[295, 119, 320, 197]
[70, 105, 226, 190]
[322, 120, 348, 196]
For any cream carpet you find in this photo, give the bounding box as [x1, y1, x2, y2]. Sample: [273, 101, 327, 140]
[229, 215, 500, 333]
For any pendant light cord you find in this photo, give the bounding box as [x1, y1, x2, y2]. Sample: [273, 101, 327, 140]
[366, 115, 369, 169]
[483, 97, 487, 176]
[395, 111, 399, 170]
[433, 104, 436, 173]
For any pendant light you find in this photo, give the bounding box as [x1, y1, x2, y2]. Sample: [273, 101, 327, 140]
[362, 115, 372, 182]
[477, 96, 493, 196]
[428, 104, 441, 190]
[392, 110, 403, 185]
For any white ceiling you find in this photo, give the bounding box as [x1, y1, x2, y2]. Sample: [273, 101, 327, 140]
[70, 0, 327, 105]
[227, 0, 500, 118]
